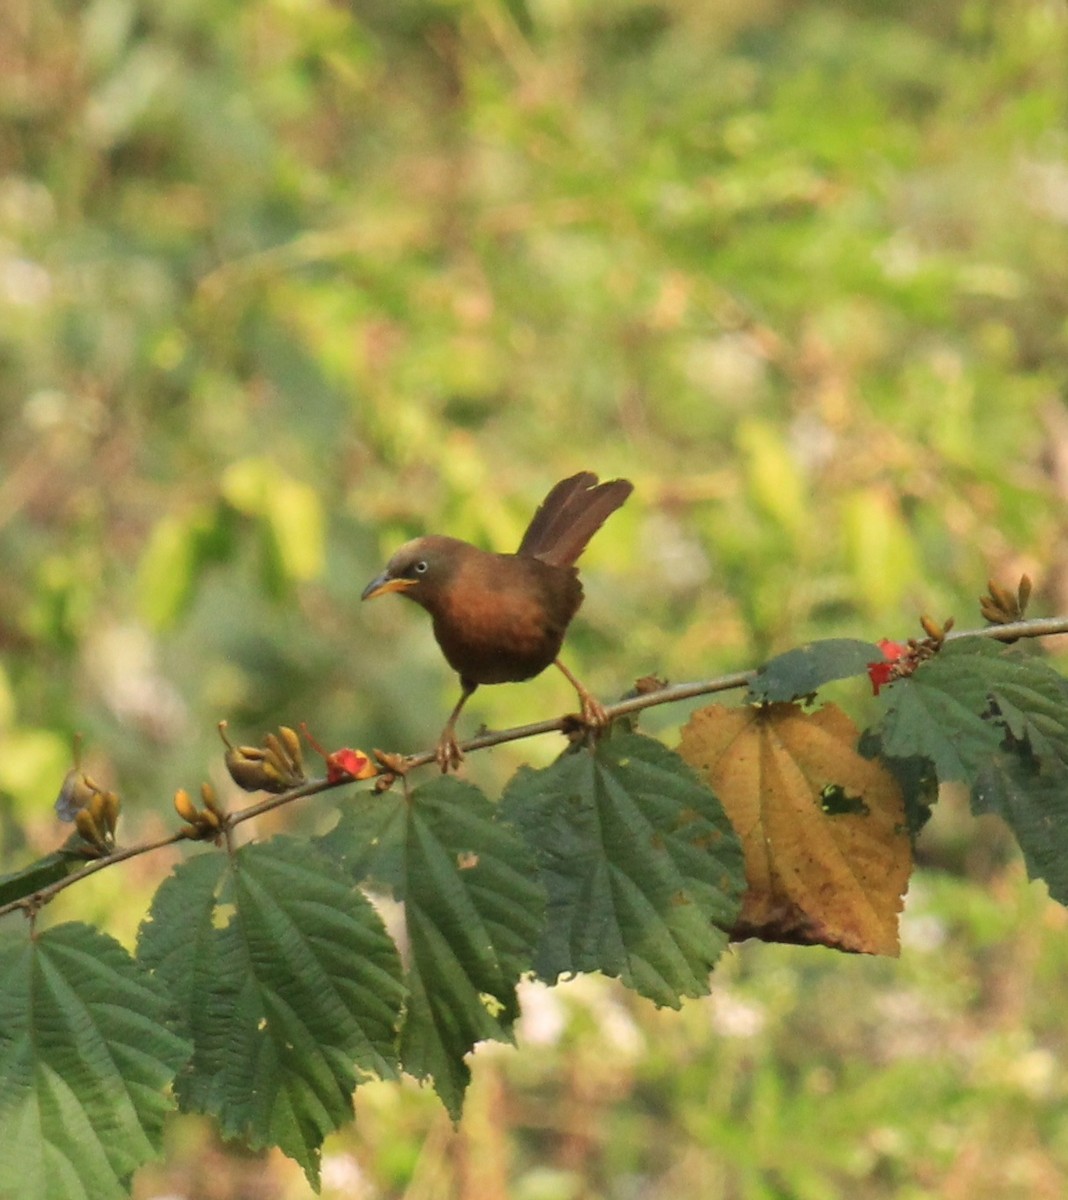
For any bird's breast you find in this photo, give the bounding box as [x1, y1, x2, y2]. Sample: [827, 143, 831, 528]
[430, 554, 583, 685]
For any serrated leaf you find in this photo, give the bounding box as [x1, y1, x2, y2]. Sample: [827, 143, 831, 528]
[981, 654, 1068, 768]
[137, 838, 404, 1186]
[0, 922, 190, 1200]
[316, 789, 405, 889]
[322, 777, 545, 1119]
[973, 755, 1068, 904]
[872, 638, 1007, 782]
[680, 703, 910, 956]
[748, 639, 884, 703]
[869, 641, 1068, 904]
[499, 732, 745, 1005]
[874, 638, 1068, 784]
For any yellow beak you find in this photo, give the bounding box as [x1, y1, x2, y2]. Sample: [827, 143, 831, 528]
[361, 573, 418, 601]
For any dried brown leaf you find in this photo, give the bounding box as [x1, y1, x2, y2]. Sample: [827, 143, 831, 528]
[678, 702, 910, 956]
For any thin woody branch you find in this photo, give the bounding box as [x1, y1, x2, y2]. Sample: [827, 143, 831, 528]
[2, 614, 1067, 922]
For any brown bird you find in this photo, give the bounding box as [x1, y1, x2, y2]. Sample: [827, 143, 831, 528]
[362, 471, 634, 771]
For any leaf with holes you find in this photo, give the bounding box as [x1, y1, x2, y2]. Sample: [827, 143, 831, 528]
[136, 838, 404, 1187]
[680, 702, 910, 955]
[0, 922, 190, 1200]
[499, 732, 745, 1005]
[322, 777, 545, 1119]
[980, 648, 1068, 768]
[873, 637, 1068, 789]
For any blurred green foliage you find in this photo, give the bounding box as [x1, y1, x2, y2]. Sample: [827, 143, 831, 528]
[2, 0, 1068, 1194]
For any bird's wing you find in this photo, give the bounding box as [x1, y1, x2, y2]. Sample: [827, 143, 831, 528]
[517, 472, 633, 567]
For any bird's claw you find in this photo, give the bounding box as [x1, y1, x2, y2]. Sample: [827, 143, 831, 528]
[435, 733, 464, 774]
[561, 691, 610, 743]
[579, 693, 609, 728]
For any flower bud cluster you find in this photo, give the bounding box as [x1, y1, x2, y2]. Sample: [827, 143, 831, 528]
[219, 722, 306, 793]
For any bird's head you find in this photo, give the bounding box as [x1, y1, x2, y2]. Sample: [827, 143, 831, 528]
[360, 535, 465, 610]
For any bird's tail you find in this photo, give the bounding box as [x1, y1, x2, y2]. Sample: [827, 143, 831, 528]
[517, 472, 633, 567]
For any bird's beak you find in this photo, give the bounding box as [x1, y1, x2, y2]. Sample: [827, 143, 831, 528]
[361, 572, 417, 601]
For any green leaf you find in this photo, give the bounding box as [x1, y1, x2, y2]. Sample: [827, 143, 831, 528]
[0, 848, 83, 908]
[868, 640, 1068, 900]
[871, 638, 1008, 782]
[220, 459, 324, 590]
[874, 638, 1068, 785]
[499, 732, 745, 1006]
[137, 838, 404, 1186]
[858, 729, 937, 838]
[0, 922, 190, 1200]
[982, 654, 1068, 768]
[322, 777, 545, 1119]
[960, 649, 1068, 904]
[135, 509, 209, 629]
[973, 755, 1068, 904]
[748, 638, 884, 703]
[317, 788, 404, 890]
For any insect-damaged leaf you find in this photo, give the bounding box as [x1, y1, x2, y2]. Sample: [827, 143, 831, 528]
[679, 702, 910, 956]
[320, 776, 545, 1120]
[137, 838, 404, 1187]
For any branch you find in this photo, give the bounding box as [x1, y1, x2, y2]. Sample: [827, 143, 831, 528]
[0, 777, 342, 921]
[399, 669, 756, 770]
[3, 613, 1066, 922]
[0, 831, 185, 922]
[398, 614, 1068, 769]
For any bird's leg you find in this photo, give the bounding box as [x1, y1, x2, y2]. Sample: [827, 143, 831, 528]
[436, 679, 477, 773]
[554, 658, 608, 729]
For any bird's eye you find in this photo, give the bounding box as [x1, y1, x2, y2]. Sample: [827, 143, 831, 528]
[414, 561, 429, 575]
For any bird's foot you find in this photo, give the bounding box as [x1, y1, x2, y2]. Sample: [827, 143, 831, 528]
[561, 689, 610, 743]
[554, 659, 610, 738]
[579, 691, 608, 728]
[435, 731, 464, 774]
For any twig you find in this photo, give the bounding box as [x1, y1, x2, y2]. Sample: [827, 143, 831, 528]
[398, 669, 756, 771]
[2, 614, 1066, 922]
[944, 615, 1068, 643]
[0, 832, 187, 922]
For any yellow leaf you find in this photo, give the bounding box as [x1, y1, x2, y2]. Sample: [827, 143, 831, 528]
[221, 459, 324, 582]
[266, 477, 324, 582]
[0, 727, 73, 817]
[678, 702, 910, 956]
[220, 457, 272, 513]
[135, 513, 200, 629]
[737, 419, 807, 538]
[842, 488, 920, 614]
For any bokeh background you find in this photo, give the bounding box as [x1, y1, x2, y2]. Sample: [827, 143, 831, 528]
[3, 0, 1068, 1196]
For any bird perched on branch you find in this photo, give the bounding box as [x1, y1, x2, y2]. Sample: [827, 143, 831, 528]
[362, 471, 634, 771]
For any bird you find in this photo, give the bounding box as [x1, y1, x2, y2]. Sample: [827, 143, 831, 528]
[361, 471, 634, 771]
